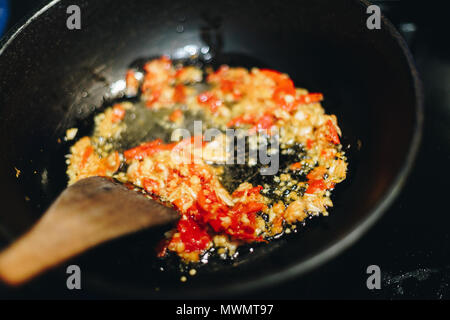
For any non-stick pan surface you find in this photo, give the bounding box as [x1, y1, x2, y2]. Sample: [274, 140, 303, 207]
[0, 0, 422, 298]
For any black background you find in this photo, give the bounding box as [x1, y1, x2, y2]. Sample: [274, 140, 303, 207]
[1, 0, 449, 299]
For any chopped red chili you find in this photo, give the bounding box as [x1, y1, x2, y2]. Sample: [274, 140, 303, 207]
[173, 84, 186, 103]
[111, 104, 126, 123]
[326, 119, 340, 145]
[197, 92, 223, 113]
[306, 179, 328, 194]
[124, 139, 177, 161]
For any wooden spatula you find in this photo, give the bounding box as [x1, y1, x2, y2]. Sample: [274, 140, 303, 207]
[0, 176, 179, 286]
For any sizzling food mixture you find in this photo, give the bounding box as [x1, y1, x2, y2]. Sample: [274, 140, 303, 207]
[66, 57, 348, 263]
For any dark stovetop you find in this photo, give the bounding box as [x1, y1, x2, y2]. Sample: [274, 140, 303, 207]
[1, 0, 449, 299]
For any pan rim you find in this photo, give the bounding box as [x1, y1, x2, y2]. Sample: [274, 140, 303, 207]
[0, 0, 424, 298]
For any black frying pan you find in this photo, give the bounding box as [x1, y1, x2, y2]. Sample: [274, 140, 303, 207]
[0, 0, 423, 298]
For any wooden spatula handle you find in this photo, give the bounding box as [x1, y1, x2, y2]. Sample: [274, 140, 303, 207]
[0, 177, 178, 286]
